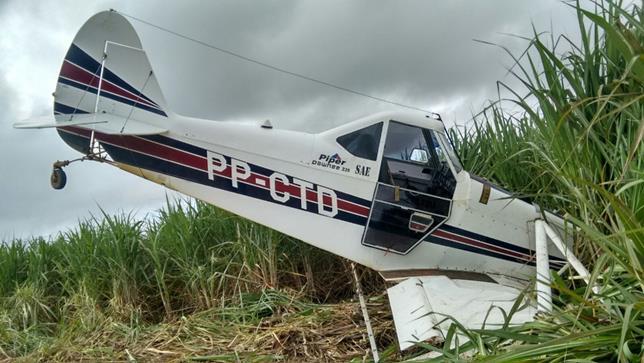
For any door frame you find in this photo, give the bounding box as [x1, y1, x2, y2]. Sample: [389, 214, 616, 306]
[361, 181, 453, 254]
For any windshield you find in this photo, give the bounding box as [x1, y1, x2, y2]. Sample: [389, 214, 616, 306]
[435, 132, 463, 173]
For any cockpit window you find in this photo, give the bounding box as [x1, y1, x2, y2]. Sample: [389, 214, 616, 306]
[336, 122, 382, 161]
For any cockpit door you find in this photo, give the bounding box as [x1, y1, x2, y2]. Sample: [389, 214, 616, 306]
[362, 121, 457, 254]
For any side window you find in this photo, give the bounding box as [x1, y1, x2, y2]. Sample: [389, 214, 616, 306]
[336, 122, 383, 161]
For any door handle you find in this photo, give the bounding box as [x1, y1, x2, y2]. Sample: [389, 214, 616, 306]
[408, 212, 434, 233]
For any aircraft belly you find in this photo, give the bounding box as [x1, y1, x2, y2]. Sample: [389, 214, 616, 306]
[56, 127, 91, 155]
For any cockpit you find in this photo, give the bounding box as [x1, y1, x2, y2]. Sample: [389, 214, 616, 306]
[335, 117, 463, 254]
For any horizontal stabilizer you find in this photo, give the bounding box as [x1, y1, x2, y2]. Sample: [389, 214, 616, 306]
[13, 115, 106, 129]
[14, 113, 167, 136]
[387, 275, 535, 351]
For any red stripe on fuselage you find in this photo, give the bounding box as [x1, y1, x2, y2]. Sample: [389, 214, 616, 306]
[60, 125, 92, 137]
[59, 126, 370, 218]
[56, 126, 550, 264]
[99, 132, 208, 171]
[432, 229, 530, 261]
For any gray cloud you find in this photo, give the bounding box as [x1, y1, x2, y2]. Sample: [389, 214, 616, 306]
[0, 0, 581, 239]
[135, 0, 574, 127]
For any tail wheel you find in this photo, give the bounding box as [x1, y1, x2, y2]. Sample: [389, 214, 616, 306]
[50, 168, 67, 190]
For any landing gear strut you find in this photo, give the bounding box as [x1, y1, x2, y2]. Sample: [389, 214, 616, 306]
[48, 151, 110, 190]
[49, 132, 111, 190]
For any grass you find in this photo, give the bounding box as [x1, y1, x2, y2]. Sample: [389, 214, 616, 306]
[439, 0, 643, 361]
[0, 201, 393, 361]
[1, 0, 642, 361]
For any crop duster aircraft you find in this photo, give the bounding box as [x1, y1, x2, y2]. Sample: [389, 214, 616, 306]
[15, 11, 585, 353]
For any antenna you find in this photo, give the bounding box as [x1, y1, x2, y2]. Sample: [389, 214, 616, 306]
[114, 10, 441, 117]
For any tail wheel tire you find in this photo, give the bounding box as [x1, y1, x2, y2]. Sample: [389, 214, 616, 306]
[51, 168, 67, 190]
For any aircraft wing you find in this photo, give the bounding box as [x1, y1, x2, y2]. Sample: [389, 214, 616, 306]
[13, 113, 167, 136]
[387, 275, 536, 351]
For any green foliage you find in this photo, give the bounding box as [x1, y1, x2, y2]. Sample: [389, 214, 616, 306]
[444, 0, 643, 361]
[0, 200, 387, 360]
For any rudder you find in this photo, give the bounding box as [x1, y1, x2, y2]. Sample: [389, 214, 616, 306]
[54, 10, 169, 152]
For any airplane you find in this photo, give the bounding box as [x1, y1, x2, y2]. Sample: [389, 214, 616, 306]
[14, 10, 588, 355]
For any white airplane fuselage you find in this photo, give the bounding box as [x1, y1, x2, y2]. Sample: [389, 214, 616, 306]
[29, 11, 569, 283]
[59, 110, 567, 280]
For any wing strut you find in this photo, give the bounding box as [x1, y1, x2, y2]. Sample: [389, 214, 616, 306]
[534, 219, 597, 312]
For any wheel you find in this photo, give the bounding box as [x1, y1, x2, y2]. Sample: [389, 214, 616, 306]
[50, 168, 67, 190]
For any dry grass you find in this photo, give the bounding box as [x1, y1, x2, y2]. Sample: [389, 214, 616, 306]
[10, 292, 395, 362]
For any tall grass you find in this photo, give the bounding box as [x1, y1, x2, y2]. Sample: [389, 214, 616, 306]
[436, 0, 643, 361]
[0, 200, 388, 360]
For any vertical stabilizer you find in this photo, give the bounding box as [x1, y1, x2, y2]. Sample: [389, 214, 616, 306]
[54, 10, 170, 152]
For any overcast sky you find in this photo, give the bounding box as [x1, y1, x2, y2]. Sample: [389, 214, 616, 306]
[0, 0, 583, 240]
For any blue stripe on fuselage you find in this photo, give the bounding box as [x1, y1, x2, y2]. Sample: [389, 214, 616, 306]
[64, 43, 160, 109]
[137, 134, 371, 209]
[55, 125, 565, 269]
[100, 141, 369, 226]
[440, 224, 567, 265]
[58, 77, 167, 117]
[54, 102, 89, 115]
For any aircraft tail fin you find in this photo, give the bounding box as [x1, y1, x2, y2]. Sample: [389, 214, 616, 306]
[55, 10, 169, 118]
[48, 10, 171, 152]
